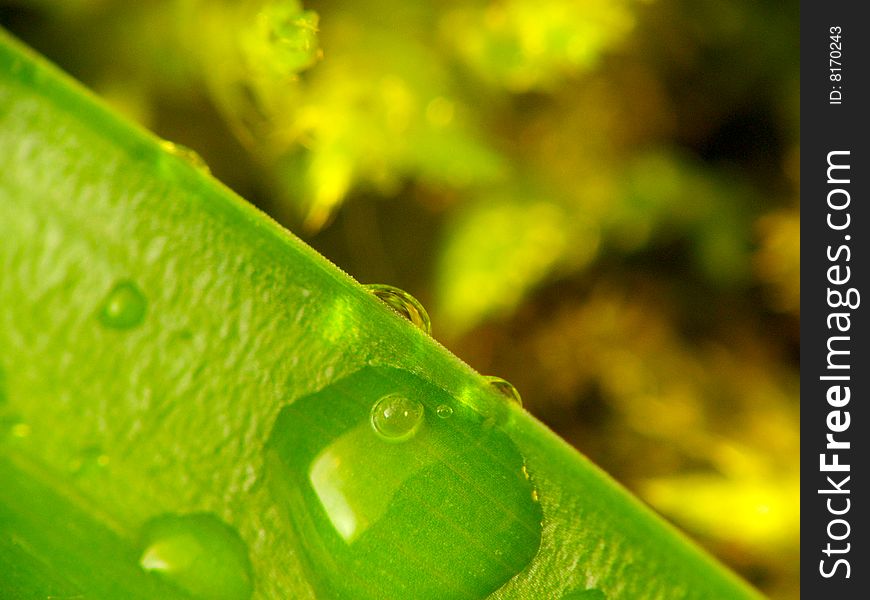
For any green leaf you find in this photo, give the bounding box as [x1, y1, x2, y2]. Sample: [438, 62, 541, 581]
[0, 28, 763, 599]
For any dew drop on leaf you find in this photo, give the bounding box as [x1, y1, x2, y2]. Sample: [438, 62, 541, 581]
[370, 393, 424, 441]
[364, 284, 432, 335]
[266, 366, 542, 600]
[98, 280, 147, 329]
[139, 513, 253, 600]
[436, 404, 454, 419]
[160, 140, 211, 174]
[484, 376, 522, 406]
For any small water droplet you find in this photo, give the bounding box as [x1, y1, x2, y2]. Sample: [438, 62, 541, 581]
[365, 284, 432, 335]
[139, 513, 252, 600]
[98, 280, 147, 329]
[484, 376, 522, 406]
[370, 393, 424, 441]
[266, 366, 542, 600]
[436, 404, 453, 419]
[561, 589, 607, 600]
[161, 141, 211, 174]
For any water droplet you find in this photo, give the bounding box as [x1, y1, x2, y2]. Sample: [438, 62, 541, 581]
[484, 376, 522, 406]
[561, 589, 607, 600]
[161, 141, 211, 174]
[266, 366, 542, 600]
[139, 513, 252, 600]
[436, 404, 453, 419]
[98, 280, 147, 329]
[370, 394, 424, 441]
[365, 284, 432, 335]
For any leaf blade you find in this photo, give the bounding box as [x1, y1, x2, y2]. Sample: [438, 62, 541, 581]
[0, 28, 763, 600]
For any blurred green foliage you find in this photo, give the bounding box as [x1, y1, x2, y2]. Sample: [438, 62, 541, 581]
[0, 0, 799, 597]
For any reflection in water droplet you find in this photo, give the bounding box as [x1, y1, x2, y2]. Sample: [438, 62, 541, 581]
[364, 284, 432, 335]
[98, 280, 147, 329]
[436, 404, 453, 419]
[139, 513, 252, 600]
[484, 376, 522, 406]
[161, 141, 211, 174]
[266, 367, 542, 600]
[370, 394, 424, 441]
[561, 589, 607, 600]
[521, 465, 539, 503]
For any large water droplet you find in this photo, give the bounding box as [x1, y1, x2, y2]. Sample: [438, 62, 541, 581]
[139, 513, 252, 600]
[98, 280, 147, 329]
[484, 376, 522, 406]
[370, 394, 424, 441]
[266, 366, 542, 600]
[161, 141, 211, 174]
[561, 589, 607, 599]
[365, 284, 432, 335]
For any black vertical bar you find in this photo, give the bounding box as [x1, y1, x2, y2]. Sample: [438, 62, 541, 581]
[801, 2, 869, 597]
